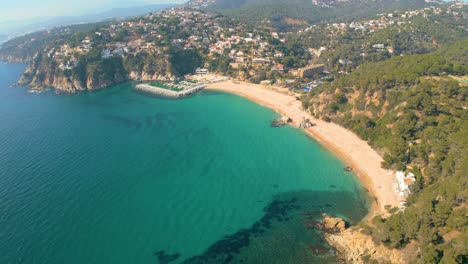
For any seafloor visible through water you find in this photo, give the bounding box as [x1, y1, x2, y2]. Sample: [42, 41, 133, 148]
[0, 62, 369, 264]
[176, 190, 364, 264]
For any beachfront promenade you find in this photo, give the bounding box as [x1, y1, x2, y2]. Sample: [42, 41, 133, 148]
[135, 83, 207, 98]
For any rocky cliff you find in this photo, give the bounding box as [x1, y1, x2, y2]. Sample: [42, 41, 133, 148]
[16, 53, 178, 93]
[127, 59, 177, 83]
[17, 54, 86, 92]
[320, 214, 409, 264]
[0, 54, 32, 64]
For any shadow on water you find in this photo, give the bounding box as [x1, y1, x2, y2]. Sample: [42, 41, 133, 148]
[154, 190, 369, 264]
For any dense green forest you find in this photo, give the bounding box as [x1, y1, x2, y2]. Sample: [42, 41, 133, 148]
[303, 39, 468, 262]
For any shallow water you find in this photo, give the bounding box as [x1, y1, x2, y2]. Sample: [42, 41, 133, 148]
[0, 62, 369, 263]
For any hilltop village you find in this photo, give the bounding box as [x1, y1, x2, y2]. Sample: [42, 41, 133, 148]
[1, 2, 465, 92]
[39, 8, 299, 89]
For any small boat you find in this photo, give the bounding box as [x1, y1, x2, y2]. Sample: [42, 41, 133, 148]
[344, 166, 353, 172]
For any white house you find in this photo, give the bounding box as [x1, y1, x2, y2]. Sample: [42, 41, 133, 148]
[396, 171, 416, 196]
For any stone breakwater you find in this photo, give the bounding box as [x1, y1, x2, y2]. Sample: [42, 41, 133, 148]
[135, 83, 206, 98]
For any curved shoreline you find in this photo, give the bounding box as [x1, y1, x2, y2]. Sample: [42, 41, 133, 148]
[206, 79, 400, 219]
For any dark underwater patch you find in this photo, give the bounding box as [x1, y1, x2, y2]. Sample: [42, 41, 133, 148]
[101, 111, 195, 130]
[165, 190, 369, 264]
[154, 250, 181, 264]
[101, 114, 141, 129]
[179, 197, 300, 264]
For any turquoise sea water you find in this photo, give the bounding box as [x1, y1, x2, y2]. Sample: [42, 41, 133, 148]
[0, 62, 369, 264]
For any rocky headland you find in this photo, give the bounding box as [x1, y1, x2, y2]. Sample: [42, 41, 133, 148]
[15, 52, 178, 93]
[320, 214, 408, 264]
[0, 54, 32, 64]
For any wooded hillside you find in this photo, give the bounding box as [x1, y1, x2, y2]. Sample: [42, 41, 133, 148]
[303, 40, 468, 262]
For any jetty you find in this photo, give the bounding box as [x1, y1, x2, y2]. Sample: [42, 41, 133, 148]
[135, 83, 206, 98]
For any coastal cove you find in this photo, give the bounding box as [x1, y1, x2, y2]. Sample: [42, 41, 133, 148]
[0, 63, 370, 263]
[206, 80, 401, 218]
[0, 0, 466, 260]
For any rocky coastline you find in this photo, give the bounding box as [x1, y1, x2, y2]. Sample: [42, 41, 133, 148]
[319, 214, 407, 264]
[21, 67, 175, 93]
[18, 71, 178, 93]
[0, 54, 32, 64]
[4, 52, 179, 93]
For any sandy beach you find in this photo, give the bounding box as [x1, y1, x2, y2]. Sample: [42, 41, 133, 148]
[206, 78, 400, 218]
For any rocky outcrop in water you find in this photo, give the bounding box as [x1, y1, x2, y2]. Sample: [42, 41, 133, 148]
[271, 116, 292, 127]
[299, 119, 315, 129]
[320, 214, 407, 264]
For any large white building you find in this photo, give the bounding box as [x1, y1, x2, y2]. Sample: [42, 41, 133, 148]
[395, 171, 416, 197]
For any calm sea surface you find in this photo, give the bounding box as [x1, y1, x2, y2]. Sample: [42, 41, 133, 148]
[0, 62, 369, 264]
